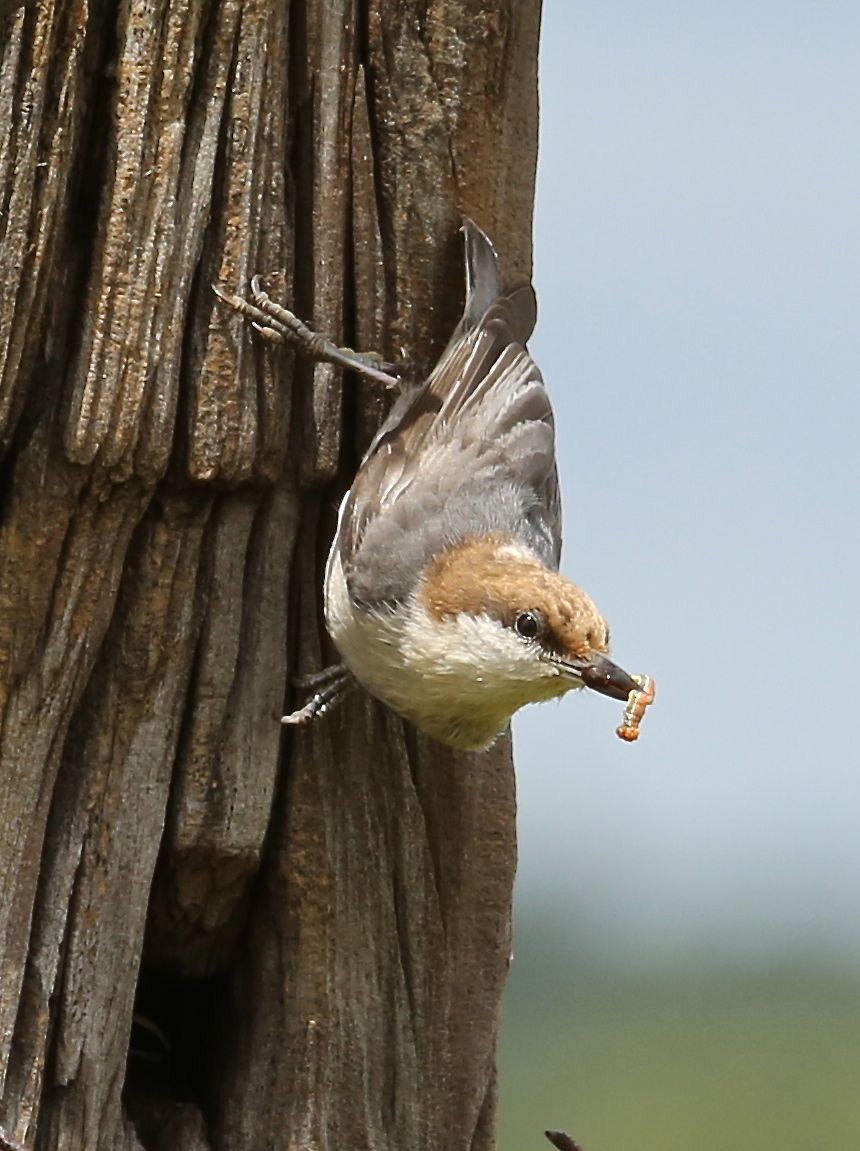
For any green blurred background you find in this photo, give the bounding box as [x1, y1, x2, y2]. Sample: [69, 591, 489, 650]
[499, 915, 860, 1151]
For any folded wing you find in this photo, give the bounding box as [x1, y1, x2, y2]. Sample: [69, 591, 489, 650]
[339, 220, 562, 609]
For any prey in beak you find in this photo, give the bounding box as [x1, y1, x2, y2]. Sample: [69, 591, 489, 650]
[547, 649, 655, 742]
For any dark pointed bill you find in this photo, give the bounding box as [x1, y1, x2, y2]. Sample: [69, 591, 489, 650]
[547, 651, 639, 701]
[577, 653, 640, 701]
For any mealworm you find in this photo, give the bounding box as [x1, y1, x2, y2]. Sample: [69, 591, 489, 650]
[616, 674, 655, 742]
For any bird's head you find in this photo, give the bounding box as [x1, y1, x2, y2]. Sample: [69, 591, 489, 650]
[403, 533, 638, 746]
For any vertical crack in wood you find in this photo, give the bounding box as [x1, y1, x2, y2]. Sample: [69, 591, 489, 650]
[186, 0, 291, 486]
[40, 495, 211, 1146]
[292, 0, 358, 487]
[0, 0, 93, 456]
[350, 62, 392, 457]
[62, 0, 221, 480]
[146, 484, 300, 975]
[0, 449, 151, 1098]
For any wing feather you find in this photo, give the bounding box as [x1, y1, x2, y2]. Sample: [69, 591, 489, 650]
[339, 221, 562, 609]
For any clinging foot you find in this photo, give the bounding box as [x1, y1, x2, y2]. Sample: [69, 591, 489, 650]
[282, 664, 356, 727]
[212, 279, 402, 389]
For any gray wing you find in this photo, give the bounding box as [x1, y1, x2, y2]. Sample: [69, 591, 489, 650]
[339, 219, 562, 609]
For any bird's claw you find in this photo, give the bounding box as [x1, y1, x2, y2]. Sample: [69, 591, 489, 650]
[213, 278, 402, 389]
[282, 666, 356, 727]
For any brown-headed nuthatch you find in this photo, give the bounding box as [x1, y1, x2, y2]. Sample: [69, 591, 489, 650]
[214, 220, 653, 749]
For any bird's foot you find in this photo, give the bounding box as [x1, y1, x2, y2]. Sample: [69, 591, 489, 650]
[282, 665, 356, 727]
[212, 279, 403, 390]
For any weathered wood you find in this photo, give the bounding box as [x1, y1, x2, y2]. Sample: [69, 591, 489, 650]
[187, 0, 292, 486]
[148, 485, 300, 974]
[0, 0, 91, 452]
[0, 0, 541, 1146]
[216, 707, 516, 1151]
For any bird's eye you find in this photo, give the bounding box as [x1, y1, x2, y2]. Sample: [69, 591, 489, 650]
[514, 611, 542, 640]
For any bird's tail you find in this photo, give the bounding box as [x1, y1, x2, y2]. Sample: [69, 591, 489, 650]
[457, 217, 536, 346]
[460, 217, 502, 330]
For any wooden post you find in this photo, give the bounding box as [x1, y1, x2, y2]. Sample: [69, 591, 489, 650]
[0, 1, 540, 1146]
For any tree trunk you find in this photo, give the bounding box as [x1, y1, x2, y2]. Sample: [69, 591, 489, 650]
[0, 0, 540, 1147]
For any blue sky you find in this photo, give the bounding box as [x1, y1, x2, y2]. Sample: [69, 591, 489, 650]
[515, 0, 860, 960]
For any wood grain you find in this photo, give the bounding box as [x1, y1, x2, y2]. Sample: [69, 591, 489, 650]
[0, 0, 540, 1145]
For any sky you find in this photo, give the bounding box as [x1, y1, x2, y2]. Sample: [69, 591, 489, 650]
[515, 0, 860, 962]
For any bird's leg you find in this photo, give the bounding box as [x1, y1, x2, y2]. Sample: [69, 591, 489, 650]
[282, 664, 357, 727]
[248, 277, 401, 385]
[292, 664, 352, 690]
[212, 279, 402, 390]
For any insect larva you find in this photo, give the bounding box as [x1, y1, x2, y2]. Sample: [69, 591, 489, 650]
[616, 674, 655, 742]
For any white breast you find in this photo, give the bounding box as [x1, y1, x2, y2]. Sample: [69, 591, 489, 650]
[324, 548, 572, 750]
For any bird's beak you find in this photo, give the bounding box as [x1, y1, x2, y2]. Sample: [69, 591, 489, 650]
[557, 652, 639, 701]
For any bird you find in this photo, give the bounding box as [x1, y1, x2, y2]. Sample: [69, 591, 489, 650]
[214, 219, 651, 750]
